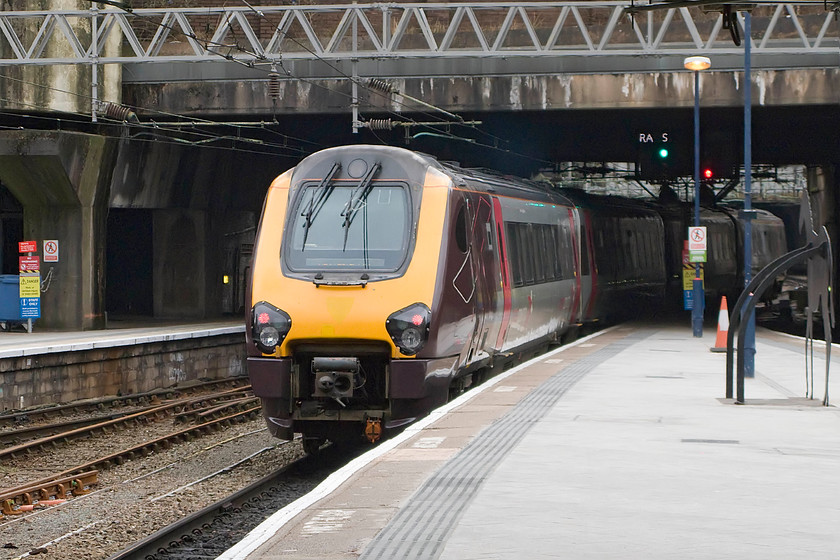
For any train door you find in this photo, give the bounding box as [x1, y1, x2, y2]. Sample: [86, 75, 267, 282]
[457, 194, 495, 366]
[573, 207, 596, 323]
[491, 196, 512, 350]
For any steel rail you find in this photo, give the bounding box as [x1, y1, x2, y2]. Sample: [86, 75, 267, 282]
[0, 386, 253, 460]
[0, 405, 262, 515]
[0, 376, 249, 428]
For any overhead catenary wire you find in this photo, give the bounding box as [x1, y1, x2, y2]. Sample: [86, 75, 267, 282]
[0, 72, 320, 156]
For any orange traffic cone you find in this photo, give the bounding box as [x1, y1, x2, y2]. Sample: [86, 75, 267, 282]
[710, 296, 729, 353]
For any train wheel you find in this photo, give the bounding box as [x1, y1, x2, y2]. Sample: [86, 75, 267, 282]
[302, 437, 326, 455]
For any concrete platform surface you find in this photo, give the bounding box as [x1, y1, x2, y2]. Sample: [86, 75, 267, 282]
[221, 323, 840, 560]
[0, 320, 243, 358]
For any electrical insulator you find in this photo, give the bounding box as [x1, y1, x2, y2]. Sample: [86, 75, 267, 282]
[367, 119, 394, 130]
[268, 71, 280, 101]
[367, 78, 394, 95]
[103, 102, 137, 123]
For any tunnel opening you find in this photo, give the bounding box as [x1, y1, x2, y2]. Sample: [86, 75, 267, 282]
[106, 209, 153, 319]
[0, 184, 23, 275]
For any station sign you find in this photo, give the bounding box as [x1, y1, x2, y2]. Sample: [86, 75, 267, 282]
[688, 226, 707, 251]
[19, 256, 40, 273]
[19, 240, 37, 253]
[43, 240, 59, 263]
[20, 297, 40, 319]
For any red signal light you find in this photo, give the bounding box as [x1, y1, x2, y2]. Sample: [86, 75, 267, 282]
[703, 168, 714, 179]
[257, 312, 271, 325]
[411, 314, 424, 326]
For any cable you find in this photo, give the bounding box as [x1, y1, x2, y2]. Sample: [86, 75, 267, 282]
[0, 74, 319, 157]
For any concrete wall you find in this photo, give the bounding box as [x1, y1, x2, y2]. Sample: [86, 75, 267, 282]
[0, 333, 245, 411]
[125, 68, 840, 116]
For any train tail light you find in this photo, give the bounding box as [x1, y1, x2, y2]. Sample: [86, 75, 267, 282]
[251, 301, 292, 354]
[386, 303, 431, 355]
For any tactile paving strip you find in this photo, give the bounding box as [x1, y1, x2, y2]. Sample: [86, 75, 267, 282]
[360, 330, 652, 560]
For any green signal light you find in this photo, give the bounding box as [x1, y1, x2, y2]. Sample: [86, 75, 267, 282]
[658, 148, 669, 159]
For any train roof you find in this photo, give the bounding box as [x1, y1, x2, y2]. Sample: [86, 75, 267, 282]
[557, 187, 661, 217]
[294, 144, 573, 206]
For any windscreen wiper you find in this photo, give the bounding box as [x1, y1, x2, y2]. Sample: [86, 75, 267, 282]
[340, 162, 382, 250]
[300, 162, 341, 250]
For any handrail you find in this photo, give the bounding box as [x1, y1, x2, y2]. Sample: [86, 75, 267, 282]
[725, 242, 826, 403]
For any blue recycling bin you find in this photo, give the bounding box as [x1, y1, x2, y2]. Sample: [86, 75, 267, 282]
[0, 275, 22, 321]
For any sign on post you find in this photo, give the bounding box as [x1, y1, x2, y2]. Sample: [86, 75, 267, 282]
[19, 256, 39, 273]
[682, 246, 705, 310]
[20, 297, 40, 318]
[19, 275, 40, 298]
[43, 240, 59, 262]
[19, 240, 37, 253]
[688, 226, 707, 251]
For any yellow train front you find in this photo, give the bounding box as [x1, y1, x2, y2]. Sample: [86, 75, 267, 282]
[245, 145, 581, 451]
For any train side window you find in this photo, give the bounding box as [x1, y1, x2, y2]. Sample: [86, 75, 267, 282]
[522, 224, 535, 285]
[558, 224, 570, 280]
[455, 204, 468, 254]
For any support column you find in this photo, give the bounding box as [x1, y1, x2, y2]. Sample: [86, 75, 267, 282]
[0, 131, 116, 330]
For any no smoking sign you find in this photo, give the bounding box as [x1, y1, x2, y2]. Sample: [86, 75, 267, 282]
[44, 239, 59, 263]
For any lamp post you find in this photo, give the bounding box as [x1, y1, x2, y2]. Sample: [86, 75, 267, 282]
[684, 55, 711, 338]
[742, 12, 756, 377]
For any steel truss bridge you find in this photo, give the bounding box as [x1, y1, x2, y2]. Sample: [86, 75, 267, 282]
[0, 2, 836, 77]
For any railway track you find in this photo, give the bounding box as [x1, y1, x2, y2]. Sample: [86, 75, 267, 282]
[0, 386, 255, 457]
[106, 443, 366, 560]
[0, 405, 262, 517]
[0, 380, 262, 520]
[0, 376, 249, 429]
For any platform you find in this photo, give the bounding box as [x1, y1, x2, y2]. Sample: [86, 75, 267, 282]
[0, 320, 245, 411]
[0, 320, 243, 358]
[221, 322, 840, 560]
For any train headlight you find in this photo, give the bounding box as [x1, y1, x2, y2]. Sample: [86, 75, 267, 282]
[386, 303, 431, 355]
[251, 301, 292, 354]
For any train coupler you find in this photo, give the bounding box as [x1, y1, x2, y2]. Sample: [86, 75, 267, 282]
[364, 415, 383, 443]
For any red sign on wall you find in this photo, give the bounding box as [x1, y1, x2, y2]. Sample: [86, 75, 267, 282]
[19, 240, 37, 253]
[19, 256, 40, 273]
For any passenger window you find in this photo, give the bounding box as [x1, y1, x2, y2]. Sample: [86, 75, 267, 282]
[522, 224, 535, 285]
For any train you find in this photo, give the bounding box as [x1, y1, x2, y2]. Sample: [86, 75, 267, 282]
[245, 145, 787, 451]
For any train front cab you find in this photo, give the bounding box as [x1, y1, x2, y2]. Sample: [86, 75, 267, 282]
[246, 147, 462, 448]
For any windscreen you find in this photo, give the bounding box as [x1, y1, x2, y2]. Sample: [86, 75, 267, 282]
[286, 184, 410, 271]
